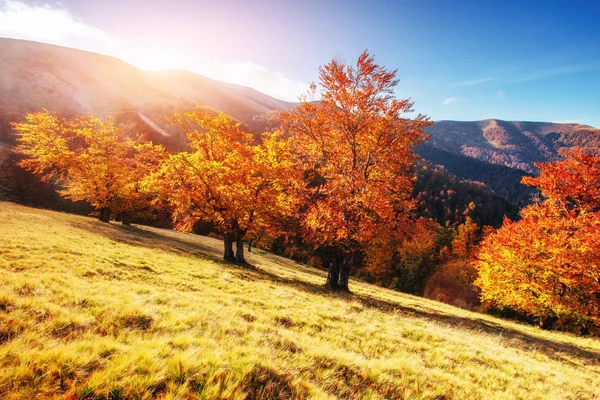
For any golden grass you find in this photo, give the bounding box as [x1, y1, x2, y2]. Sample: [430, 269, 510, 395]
[1, 201, 599, 399]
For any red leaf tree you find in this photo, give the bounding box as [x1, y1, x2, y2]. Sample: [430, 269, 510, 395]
[280, 51, 431, 290]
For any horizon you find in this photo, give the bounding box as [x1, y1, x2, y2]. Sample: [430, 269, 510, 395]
[1, 0, 599, 127]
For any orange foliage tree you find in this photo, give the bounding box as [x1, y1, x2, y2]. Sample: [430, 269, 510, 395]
[475, 148, 600, 331]
[280, 51, 431, 290]
[15, 111, 164, 222]
[521, 148, 600, 214]
[425, 213, 482, 309]
[148, 108, 298, 264]
[364, 217, 440, 294]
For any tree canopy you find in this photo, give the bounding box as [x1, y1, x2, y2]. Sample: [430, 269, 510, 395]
[281, 51, 431, 290]
[476, 148, 600, 332]
[15, 111, 164, 222]
[148, 107, 299, 263]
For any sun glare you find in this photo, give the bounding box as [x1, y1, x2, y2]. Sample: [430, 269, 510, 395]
[124, 46, 190, 71]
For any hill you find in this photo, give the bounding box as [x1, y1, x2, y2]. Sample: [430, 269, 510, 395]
[416, 145, 535, 208]
[1, 202, 599, 399]
[425, 119, 600, 173]
[0, 38, 295, 143]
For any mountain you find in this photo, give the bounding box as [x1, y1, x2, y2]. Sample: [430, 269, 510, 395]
[425, 119, 600, 173]
[0, 38, 295, 143]
[416, 145, 536, 208]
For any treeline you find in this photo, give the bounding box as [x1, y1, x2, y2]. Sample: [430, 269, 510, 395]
[413, 160, 519, 228]
[416, 144, 535, 208]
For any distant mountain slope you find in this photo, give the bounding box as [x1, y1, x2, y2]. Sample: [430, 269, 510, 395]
[416, 145, 535, 207]
[425, 119, 600, 173]
[0, 38, 295, 143]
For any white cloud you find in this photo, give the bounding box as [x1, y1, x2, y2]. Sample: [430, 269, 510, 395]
[0, 0, 308, 101]
[442, 97, 462, 105]
[497, 90, 506, 99]
[0, 0, 114, 54]
[552, 119, 583, 124]
[506, 63, 600, 85]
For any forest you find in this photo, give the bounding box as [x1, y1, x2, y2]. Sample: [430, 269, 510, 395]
[10, 51, 600, 335]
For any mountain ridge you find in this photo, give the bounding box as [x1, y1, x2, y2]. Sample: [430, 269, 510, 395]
[425, 118, 600, 173]
[0, 38, 295, 131]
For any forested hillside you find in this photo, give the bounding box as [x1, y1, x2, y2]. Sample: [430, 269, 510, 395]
[416, 145, 535, 208]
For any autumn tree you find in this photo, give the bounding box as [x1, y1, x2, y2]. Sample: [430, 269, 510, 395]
[521, 148, 600, 214]
[148, 107, 298, 264]
[424, 209, 483, 310]
[14, 111, 164, 222]
[451, 214, 479, 259]
[280, 51, 431, 291]
[364, 217, 441, 294]
[475, 148, 600, 332]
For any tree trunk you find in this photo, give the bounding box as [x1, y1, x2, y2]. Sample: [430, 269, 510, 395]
[326, 258, 341, 290]
[235, 239, 246, 264]
[223, 235, 235, 261]
[99, 207, 110, 223]
[325, 251, 352, 292]
[247, 239, 253, 253]
[539, 316, 558, 330]
[121, 212, 131, 226]
[338, 252, 353, 291]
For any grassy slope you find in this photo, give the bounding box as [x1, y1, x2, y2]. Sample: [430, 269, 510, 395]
[1, 202, 599, 400]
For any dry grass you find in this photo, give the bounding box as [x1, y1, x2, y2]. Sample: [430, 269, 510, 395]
[1, 201, 599, 399]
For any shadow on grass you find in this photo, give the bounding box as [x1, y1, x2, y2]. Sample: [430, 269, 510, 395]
[214, 263, 600, 369]
[71, 219, 226, 262]
[352, 294, 600, 368]
[73, 218, 600, 369]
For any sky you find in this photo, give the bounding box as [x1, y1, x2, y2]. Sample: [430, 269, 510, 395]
[1, 0, 600, 126]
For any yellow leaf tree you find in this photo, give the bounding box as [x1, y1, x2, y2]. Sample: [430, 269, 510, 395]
[475, 148, 600, 331]
[149, 107, 299, 264]
[15, 111, 164, 222]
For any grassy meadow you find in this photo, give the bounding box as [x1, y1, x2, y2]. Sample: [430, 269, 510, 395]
[1, 201, 600, 399]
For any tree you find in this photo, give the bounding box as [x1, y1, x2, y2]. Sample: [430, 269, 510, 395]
[148, 107, 298, 264]
[424, 211, 482, 310]
[522, 148, 600, 214]
[451, 214, 479, 259]
[475, 149, 600, 332]
[14, 111, 164, 222]
[280, 51, 431, 291]
[364, 217, 441, 294]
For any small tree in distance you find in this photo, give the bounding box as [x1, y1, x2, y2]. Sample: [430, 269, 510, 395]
[15, 111, 164, 222]
[280, 51, 432, 291]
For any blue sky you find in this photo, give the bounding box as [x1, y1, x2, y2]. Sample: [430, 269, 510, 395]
[1, 0, 600, 126]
